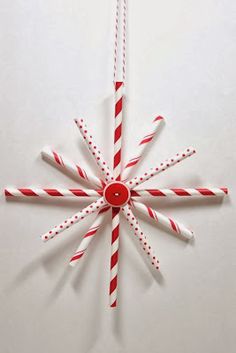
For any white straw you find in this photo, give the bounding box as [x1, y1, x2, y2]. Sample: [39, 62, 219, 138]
[127, 146, 196, 189]
[5, 187, 103, 197]
[41, 146, 104, 188]
[122, 116, 164, 181]
[41, 197, 107, 242]
[69, 207, 109, 266]
[74, 118, 114, 183]
[131, 200, 193, 240]
[122, 204, 160, 269]
[131, 188, 228, 197]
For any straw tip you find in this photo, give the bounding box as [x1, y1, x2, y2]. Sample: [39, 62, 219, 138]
[69, 261, 76, 268]
[74, 118, 83, 125]
[222, 187, 228, 195]
[41, 146, 52, 155]
[4, 189, 12, 197]
[186, 146, 196, 154]
[41, 235, 49, 242]
[188, 231, 194, 240]
[153, 115, 164, 122]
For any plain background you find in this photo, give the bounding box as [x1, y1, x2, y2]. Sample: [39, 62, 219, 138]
[0, 1, 235, 352]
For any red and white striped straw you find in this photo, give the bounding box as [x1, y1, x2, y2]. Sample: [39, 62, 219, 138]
[74, 118, 114, 183]
[41, 146, 104, 189]
[122, 205, 160, 269]
[109, 207, 120, 307]
[5, 188, 103, 197]
[131, 187, 228, 197]
[113, 82, 123, 181]
[131, 200, 193, 240]
[127, 146, 196, 189]
[122, 116, 164, 181]
[109, 81, 124, 308]
[41, 197, 107, 242]
[69, 206, 110, 266]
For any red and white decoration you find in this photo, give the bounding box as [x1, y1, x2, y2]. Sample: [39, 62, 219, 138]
[4, 0, 228, 307]
[5, 103, 228, 306]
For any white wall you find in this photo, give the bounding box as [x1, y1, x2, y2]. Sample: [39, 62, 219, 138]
[0, 1, 235, 352]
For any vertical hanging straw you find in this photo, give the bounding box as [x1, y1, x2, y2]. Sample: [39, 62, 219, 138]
[109, 0, 127, 308]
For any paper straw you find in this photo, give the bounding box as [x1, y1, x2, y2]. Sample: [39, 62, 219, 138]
[122, 205, 160, 269]
[109, 82, 124, 308]
[109, 207, 120, 307]
[131, 187, 228, 197]
[126, 146, 196, 189]
[5, 188, 103, 197]
[131, 200, 193, 240]
[69, 206, 110, 266]
[41, 197, 107, 242]
[41, 146, 104, 189]
[122, 116, 164, 181]
[113, 81, 123, 181]
[74, 118, 114, 183]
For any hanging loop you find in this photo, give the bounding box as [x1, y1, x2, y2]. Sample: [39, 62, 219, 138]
[113, 0, 127, 83]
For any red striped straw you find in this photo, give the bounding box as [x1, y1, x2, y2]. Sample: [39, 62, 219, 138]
[5, 188, 103, 197]
[122, 205, 160, 269]
[122, 116, 164, 181]
[131, 200, 193, 240]
[127, 147, 196, 189]
[69, 206, 110, 266]
[109, 81, 124, 307]
[109, 0, 127, 307]
[41, 146, 105, 189]
[113, 82, 123, 181]
[110, 207, 120, 307]
[131, 188, 228, 197]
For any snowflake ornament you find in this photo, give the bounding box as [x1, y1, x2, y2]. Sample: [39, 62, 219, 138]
[5, 82, 228, 307]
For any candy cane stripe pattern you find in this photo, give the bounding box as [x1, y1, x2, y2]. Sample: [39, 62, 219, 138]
[113, 81, 123, 181]
[110, 207, 120, 307]
[74, 118, 114, 183]
[42, 147, 104, 189]
[122, 115, 164, 181]
[127, 147, 196, 189]
[5, 116, 228, 307]
[109, 82, 123, 308]
[131, 200, 193, 240]
[131, 188, 228, 197]
[41, 197, 107, 242]
[70, 207, 110, 266]
[4, 0, 229, 310]
[122, 205, 159, 269]
[5, 188, 104, 197]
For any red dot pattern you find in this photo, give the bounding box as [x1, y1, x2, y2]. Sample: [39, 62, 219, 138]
[127, 147, 196, 189]
[76, 119, 114, 183]
[42, 198, 106, 241]
[122, 206, 159, 269]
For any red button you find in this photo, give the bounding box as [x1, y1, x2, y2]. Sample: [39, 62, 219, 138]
[104, 181, 130, 207]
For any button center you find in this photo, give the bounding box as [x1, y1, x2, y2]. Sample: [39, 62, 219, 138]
[103, 181, 130, 207]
